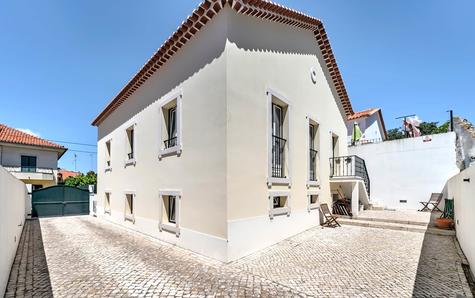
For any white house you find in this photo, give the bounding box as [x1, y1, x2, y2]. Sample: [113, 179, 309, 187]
[0, 123, 67, 190]
[92, 0, 370, 262]
[346, 108, 387, 145]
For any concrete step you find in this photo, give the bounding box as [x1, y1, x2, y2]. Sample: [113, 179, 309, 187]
[354, 216, 428, 226]
[338, 218, 456, 236]
[338, 218, 427, 233]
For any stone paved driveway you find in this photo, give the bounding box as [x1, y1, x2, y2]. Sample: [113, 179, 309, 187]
[5, 216, 473, 297]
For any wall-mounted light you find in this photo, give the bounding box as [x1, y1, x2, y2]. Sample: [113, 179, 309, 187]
[310, 67, 317, 84]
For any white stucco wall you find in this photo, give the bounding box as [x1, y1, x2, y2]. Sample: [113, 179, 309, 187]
[447, 165, 475, 276]
[0, 144, 59, 169]
[0, 166, 27, 296]
[96, 8, 229, 260]
[95, 7, 349, 261]
[349, 132, 459, 210]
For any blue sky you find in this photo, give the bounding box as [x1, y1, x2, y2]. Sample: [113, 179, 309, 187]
[0, 0, 473, 173]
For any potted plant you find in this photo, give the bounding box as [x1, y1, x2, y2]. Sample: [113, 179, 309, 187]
[435, 198, 454, 230]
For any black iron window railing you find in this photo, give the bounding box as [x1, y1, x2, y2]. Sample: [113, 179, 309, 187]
[106, 160, 111, 167]
[309, 149, 318, 181]
[164, 136, 177, 149]
[128, 152, 134, 160]
[272, 135, 287, 178]
[329, 155, 370, 196]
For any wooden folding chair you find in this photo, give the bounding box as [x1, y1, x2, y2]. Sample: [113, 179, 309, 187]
[320, 203, 341, 228]
[418, 193, 443, 212]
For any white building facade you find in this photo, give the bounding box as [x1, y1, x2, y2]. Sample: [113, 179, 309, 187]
[93, 0, 366, 262]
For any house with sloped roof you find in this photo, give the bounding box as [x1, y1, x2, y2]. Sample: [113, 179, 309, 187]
[347, 108, 388, 145]
[92, 0, 371, 261]
[0, 123, 67, 190]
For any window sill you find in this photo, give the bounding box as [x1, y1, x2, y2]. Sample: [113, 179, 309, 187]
[267, 177, 291, 187]
[124, 214, 135, 223]
[105, 166, 112, 173]
[306, 180, 320, 187]
[269, 206, 291, 219]
[159, 144, 182, 159]
[308, 203, 320, 212]
[160, 222, 180, 237]
[124, 158, 136, 167]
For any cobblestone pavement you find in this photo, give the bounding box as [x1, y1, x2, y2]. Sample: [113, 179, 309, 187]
[5, 216, 473, 297]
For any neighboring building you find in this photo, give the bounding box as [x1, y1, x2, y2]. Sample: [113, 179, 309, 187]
[92, 0, 369, 262]
[57, 169, 81, 184]
[346, 108, 387, 145]
[0, 124, 67, 190]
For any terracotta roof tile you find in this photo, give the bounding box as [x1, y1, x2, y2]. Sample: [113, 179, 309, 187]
[92, 0, 354, 126]
[0, 124, 66, 150]
[348, 108, 380, 120]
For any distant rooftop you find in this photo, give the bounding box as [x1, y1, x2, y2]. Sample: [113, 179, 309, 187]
[0, 123, 66, 151]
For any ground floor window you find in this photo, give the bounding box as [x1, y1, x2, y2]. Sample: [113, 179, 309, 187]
[307, 191, 320, 211]
[124, 193, 135, 223]
[104, 192, 111, 215]
[159, 190, 180, 236]
[268, 192, 291, 219]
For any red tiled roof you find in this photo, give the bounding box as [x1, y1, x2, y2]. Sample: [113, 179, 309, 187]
[347, 108, 380, 120]
[58, 169, 81, 180]
[92, 0, 354, 126]
[0, 124, 66, 150]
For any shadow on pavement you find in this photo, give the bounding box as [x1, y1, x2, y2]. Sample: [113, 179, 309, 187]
[4, 219, 53, 297]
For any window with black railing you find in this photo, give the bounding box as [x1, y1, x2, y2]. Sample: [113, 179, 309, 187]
[164, 106, 177, 149]
[272, 135, 286, 178]
[309, 148, 318, 181]
[126, 126, 134, 161]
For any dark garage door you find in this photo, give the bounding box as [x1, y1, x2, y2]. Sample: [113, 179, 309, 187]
[32, 185, 89, 217]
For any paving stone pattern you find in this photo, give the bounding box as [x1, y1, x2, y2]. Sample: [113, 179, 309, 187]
[5, 216, 473, 297]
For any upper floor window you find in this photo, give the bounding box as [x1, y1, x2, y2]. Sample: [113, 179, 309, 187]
[308, 121, 319, 183]
[267, 89, 291, 186]
[125, 125, 136, 166]
[21, 155, 37, 173]
[105, 140, 112, 171]
[165, 106, 177, 149]
[159, 91, 182, 158]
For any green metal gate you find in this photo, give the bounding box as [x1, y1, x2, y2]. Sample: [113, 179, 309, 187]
[32, 185, 90, 217]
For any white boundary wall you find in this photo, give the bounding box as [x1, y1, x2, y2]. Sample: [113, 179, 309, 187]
[349, 132, 459, 210]
[448, 165, 475, 276]
[0, 166, 27, 295]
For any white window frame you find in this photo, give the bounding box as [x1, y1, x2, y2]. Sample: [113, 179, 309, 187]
[124, 124, 137, 167]
[124, 191, 136, 223]
[158, 90, 183, 159]
[105, 139, 112, 172]
[307, 190, 320, 212]
[307, 115, 320, 187]
[268, 191, 291, 219]
[158, 190, 181, 236]
[266, 88, 292, 186]
[104, 191, 112, 215]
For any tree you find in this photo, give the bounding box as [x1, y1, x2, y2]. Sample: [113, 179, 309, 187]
[64, 171, 97, 187]
[387, 121, 450, 141]
[387, 128, 405, 140]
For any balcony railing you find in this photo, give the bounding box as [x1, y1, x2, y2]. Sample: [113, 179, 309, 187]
[3, 165, 53, 174]
[127, 152, 134, 160]
[309, 149, 318, 181]
[329, 155, 370, 196]
[164, 137, 177, 149]
[272, 135, 287, 178]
